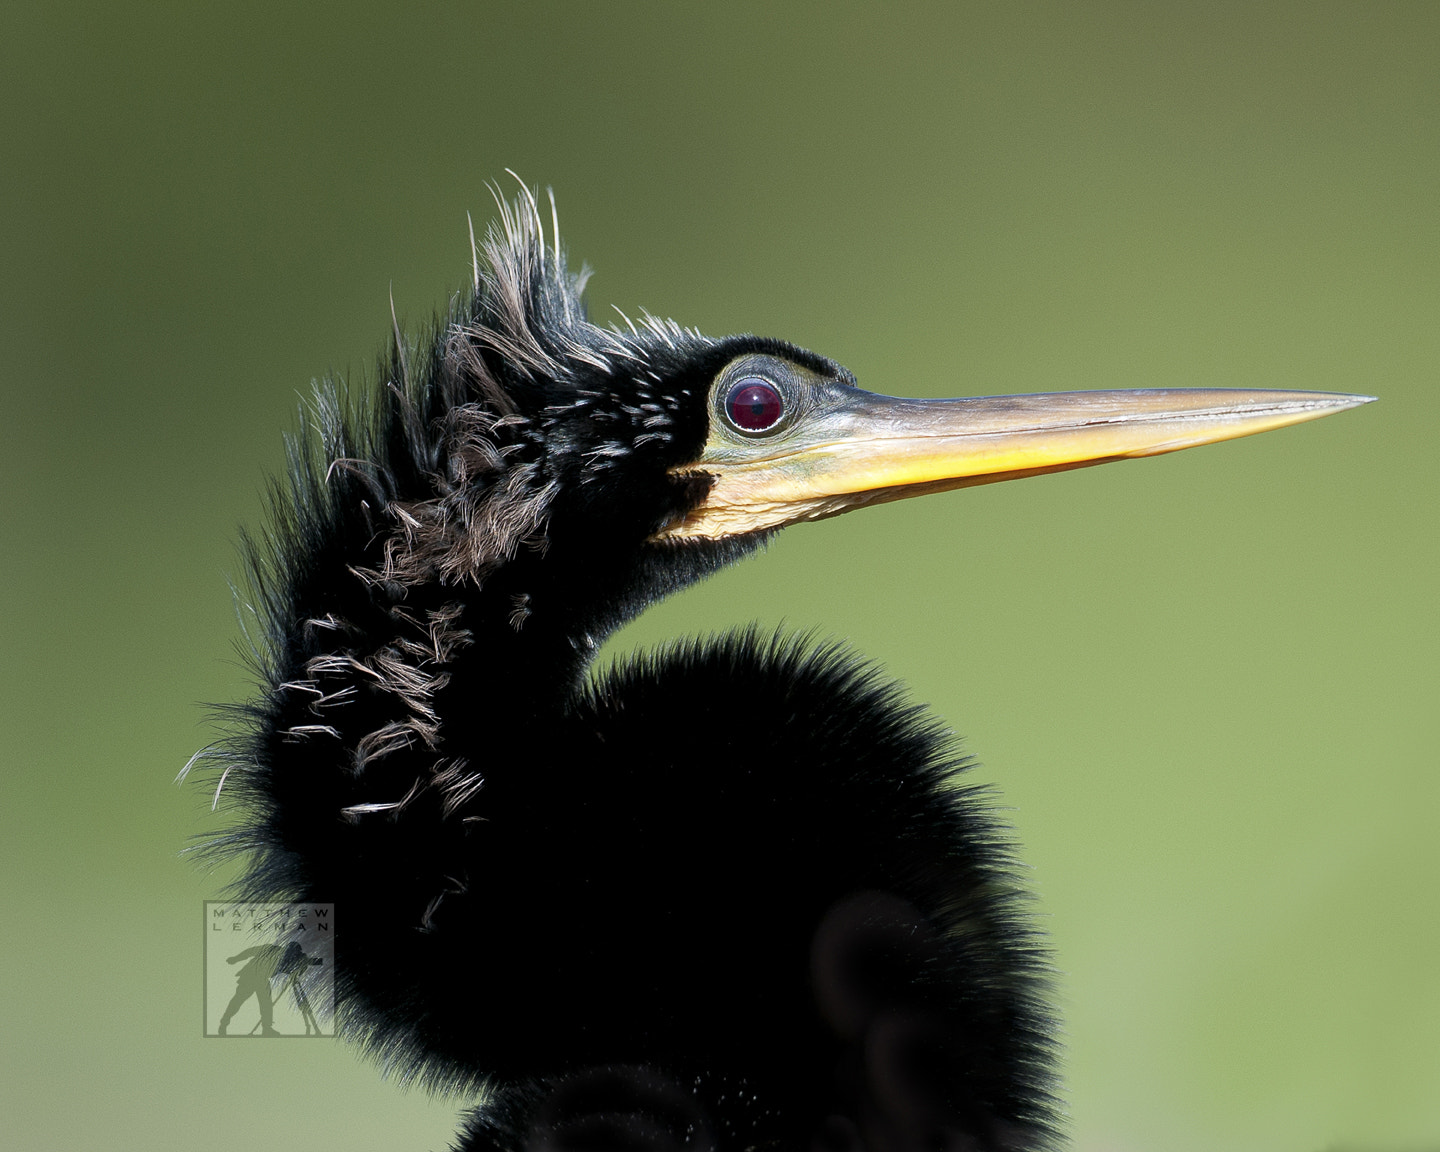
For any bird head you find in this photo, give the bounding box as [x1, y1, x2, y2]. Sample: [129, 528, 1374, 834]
[318, 187, 1368, 646]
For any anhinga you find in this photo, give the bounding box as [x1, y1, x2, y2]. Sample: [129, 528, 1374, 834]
[200, 187, 1369, 1152]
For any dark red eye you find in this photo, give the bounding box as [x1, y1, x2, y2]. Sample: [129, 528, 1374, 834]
[724, 378, 784, 432]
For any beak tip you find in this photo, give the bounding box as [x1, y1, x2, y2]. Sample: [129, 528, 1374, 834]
[1289, 391, 1376, 416]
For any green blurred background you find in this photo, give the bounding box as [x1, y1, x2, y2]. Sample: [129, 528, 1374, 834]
[2, 3, 1435, 1150]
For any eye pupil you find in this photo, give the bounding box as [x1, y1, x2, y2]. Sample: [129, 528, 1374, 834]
[725, 379, 784, 432]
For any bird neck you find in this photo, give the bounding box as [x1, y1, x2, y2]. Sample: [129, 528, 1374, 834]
[431, 530, 763, 721]
[282, 528, 758, 755]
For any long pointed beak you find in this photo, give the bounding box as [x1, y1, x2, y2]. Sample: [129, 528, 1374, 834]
[657, 388, 1374, 541]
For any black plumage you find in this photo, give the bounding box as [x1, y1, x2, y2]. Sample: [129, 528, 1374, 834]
[197, 188, 1367, 1152]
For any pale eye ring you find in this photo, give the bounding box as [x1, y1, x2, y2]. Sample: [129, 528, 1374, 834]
[724, 378, 784, 433]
